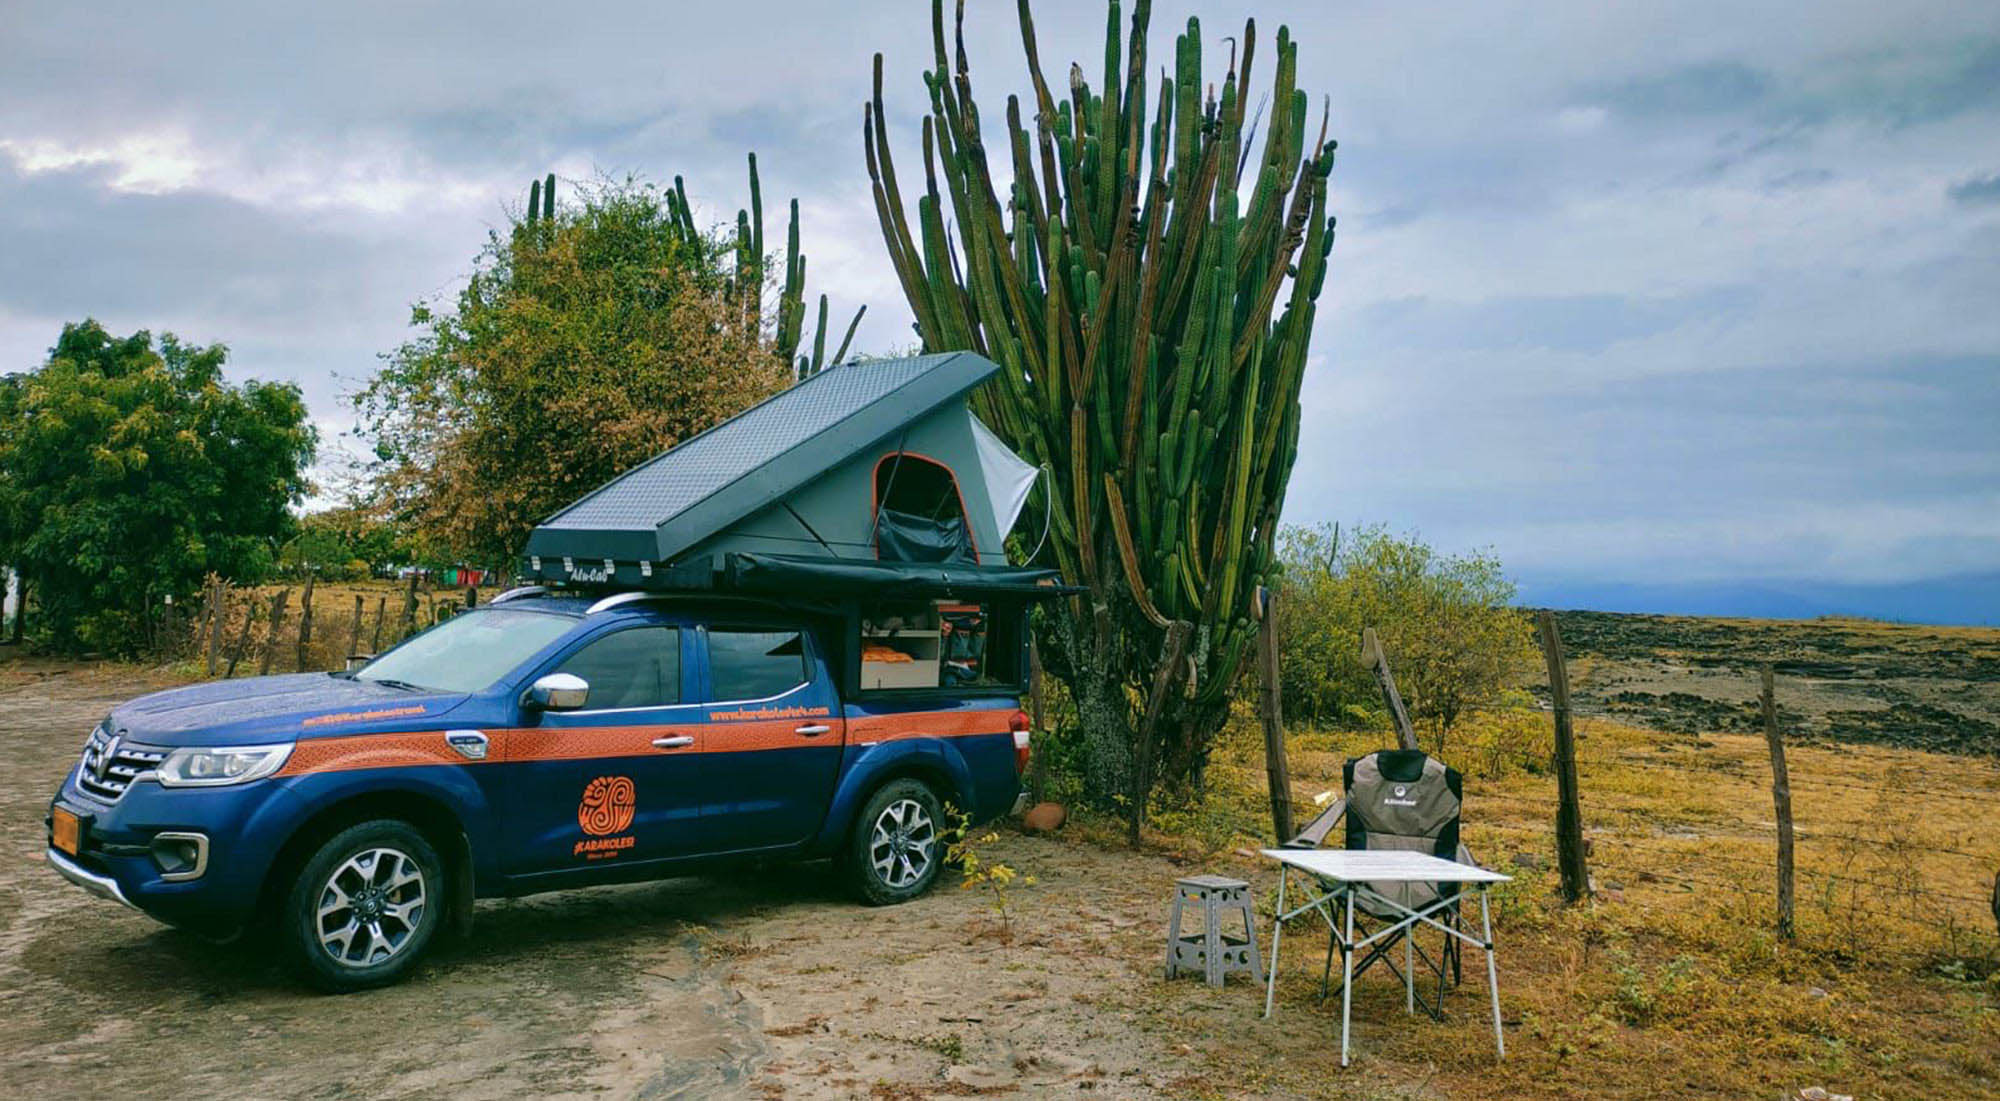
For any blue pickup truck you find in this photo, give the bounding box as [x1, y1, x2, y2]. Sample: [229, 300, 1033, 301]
[46, 587, 1033, 991]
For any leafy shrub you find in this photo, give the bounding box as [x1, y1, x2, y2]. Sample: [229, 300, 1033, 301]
[1271, 523, 1540, 753]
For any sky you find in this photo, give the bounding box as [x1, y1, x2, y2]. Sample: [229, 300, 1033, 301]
[2, 1, 1997, 623]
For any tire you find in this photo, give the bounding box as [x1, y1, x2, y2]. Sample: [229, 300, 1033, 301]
[842, 778, 946, 906]
[282, 819, 445, 993]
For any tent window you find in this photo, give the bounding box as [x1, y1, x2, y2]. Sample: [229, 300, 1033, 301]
[873, 454, 974, 563]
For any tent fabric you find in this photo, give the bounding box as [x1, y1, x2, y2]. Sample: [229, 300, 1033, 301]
[969, 413, 1039, 541]
[873, 508, 973, 564]
[526, 353, 999, 565]
[722, 552, 1070, 600]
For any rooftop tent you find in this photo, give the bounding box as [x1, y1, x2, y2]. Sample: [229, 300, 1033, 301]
[522, 352, 1052, 594]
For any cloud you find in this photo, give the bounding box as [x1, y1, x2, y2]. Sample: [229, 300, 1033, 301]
[1592, 61, 1773, 118]
[1948, 172, 2000, 204]
[2, 0, 1998, 620]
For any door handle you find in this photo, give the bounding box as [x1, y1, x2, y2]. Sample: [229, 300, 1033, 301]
[650, 735, 695, 749]
[794, 724, 832, 737]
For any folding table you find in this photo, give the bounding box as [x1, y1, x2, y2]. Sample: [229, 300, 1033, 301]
[1259, 848, 1512, 1065]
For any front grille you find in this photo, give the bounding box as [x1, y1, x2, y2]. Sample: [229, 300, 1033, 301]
[76, 727, 167, 802]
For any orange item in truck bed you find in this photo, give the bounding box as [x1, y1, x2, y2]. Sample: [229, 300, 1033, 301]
[862, 646, 914, 663]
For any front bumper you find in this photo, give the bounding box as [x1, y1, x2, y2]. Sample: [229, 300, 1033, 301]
[46, 771, 302, 933]
[47, 847, 140, 911]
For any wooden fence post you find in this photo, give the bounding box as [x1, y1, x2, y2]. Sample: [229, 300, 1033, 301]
[1990, 870, 1999, 939]
[398, 573, 419, 640]
[259, 590, 292, 676]
[294, 571, 316, 672]
[1536, 610, 1591, 904]
[465, 586, 478, 609]
[225, 600, 257, 678]
[207, 579, 225, 675]
[1257, 587, 1296, 841]
[345, 595, 364, 667]
[1361, 627, 1420, 752]
[371, 596, 387, 653]
[1761, 663, 1795, 939]
[197, 578, 218, 675]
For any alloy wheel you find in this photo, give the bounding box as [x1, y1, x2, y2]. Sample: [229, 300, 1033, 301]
[315, 846, 427, 968]
[868, 798, 937, 889]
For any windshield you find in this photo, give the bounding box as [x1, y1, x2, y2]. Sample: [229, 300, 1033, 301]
[356, 609, 576, 694]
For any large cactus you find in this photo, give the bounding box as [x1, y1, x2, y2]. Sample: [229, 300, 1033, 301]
[532, 159, 863, 378]
[866, 0, 1336, 822]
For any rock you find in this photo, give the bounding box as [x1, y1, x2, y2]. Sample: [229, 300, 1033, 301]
[1022, 802, 1068, 832]
[1808, 986, 1829, 1000]
[1510, 852, 1546, 871]
[1796, 1088, 1852, 1101]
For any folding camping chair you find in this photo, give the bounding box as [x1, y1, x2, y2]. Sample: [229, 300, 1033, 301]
[1282, 748, 1479, 1020]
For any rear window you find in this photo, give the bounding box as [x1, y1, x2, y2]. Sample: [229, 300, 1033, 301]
[708, 629, 809, 701]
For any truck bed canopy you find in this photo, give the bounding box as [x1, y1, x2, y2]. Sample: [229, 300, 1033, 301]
[521, 352, 1055, 597]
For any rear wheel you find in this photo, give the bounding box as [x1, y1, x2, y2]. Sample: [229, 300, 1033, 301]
[842, 779, 944, 905]
[282, 819, 444, 993]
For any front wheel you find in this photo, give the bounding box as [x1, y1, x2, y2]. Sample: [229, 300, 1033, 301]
[842, 779, 945, 905]
[282, 819, 444, 992]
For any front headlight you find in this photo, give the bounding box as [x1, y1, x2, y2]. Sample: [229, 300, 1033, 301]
[155, 743, 293, 787]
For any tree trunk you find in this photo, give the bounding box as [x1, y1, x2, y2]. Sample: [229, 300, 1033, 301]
[1127, 620, 1193, 846]
[1026, 638, 1048, 803]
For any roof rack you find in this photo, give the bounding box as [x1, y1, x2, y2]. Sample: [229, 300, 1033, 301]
[488, 585, 547, 605]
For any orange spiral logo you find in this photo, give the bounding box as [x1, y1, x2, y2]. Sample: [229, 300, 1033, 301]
[578, 775, 636, 836]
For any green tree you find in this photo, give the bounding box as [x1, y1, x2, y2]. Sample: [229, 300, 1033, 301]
[357, 168, 858, 565]
[0, 321, 315, 653]
[1275, 524, 1538, 748]
[280, 506, 411, 579]
[865, 0, 1337, 821]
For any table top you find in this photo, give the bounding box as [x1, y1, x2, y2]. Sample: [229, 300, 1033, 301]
[1260, 848, 1512, 884]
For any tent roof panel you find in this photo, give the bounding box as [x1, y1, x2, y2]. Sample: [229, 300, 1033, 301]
[526, 352, 998, 563]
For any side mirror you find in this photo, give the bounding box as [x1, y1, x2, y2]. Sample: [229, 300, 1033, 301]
[345, 655, 371, 673]
[527, 672, 589, 711]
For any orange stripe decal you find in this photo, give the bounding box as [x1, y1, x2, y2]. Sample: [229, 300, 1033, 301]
[276, 709, 1012, 776]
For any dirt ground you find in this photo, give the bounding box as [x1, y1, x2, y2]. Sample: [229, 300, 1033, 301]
[6, 656, 1997, 1100]
[0, 660, 1302, 1100]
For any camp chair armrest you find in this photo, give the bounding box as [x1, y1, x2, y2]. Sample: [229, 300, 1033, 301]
[1283, 798, 1347, 849]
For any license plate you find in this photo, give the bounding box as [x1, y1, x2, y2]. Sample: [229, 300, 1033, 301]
[52, 808, 79, 855]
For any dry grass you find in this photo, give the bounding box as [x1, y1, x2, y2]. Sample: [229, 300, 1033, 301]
[1105, 708, 2000, 1099]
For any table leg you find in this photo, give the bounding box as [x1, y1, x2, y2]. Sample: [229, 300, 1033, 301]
[1405, 927, 1414, 1015]
[1340, 887, 1355, 1068]
[1481, 888, 1504, 1059]
[1262, 867, 1286, 1019]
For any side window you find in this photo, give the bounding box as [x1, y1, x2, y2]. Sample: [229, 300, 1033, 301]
[708, 628, 809, 701]
[554, 627, 680, 710]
